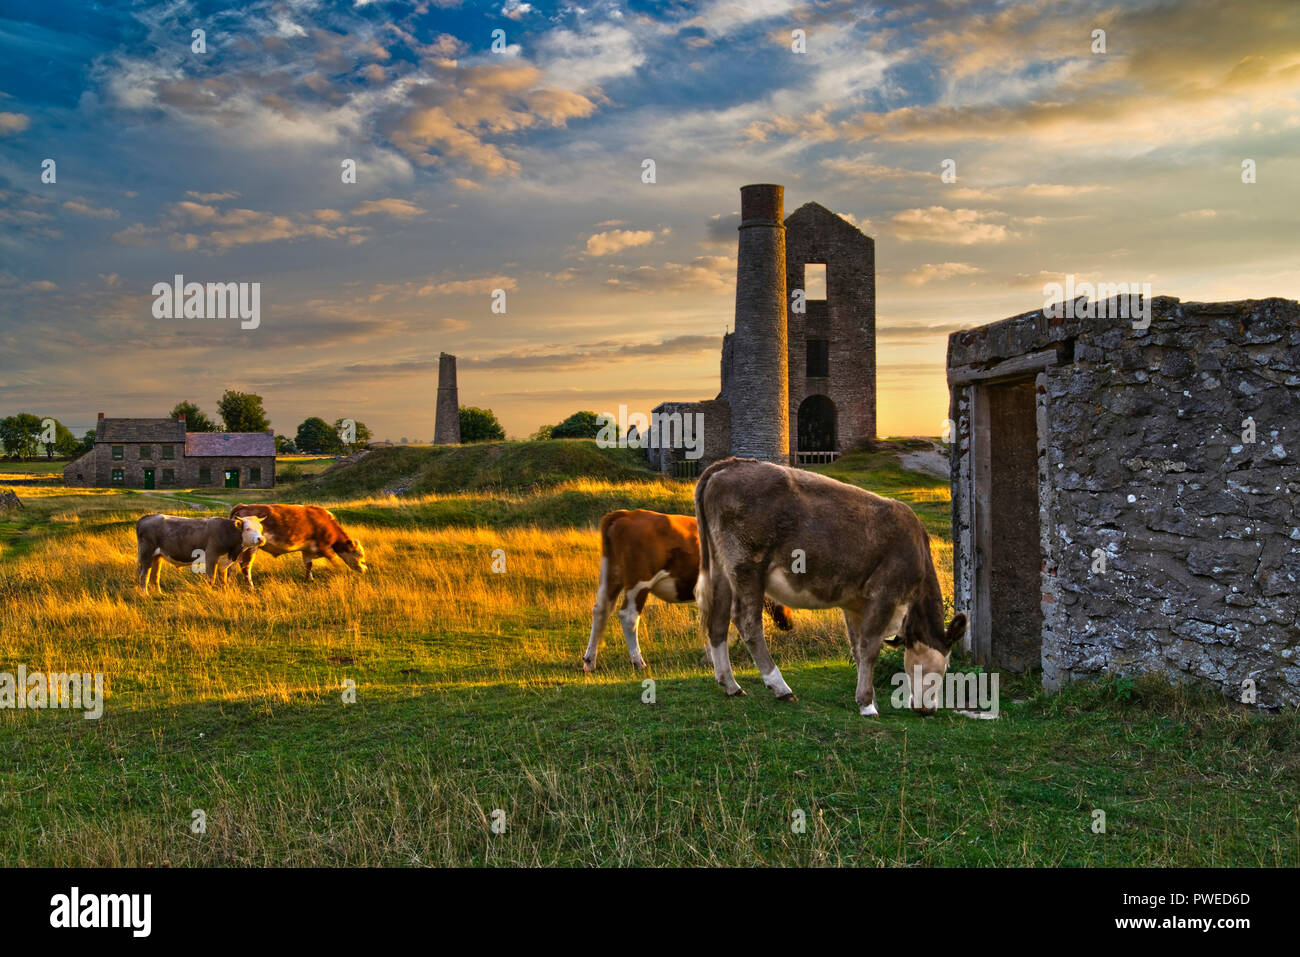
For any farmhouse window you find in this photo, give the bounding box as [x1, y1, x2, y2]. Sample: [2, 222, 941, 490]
[162, 469, 175, 485]
[111, 446, 124, 460]
[161, 445, 175, 459]
[249, 467, 262, 483]
[139, 445, 151, 459]
[806, 339, 829, 378]
[111, 469, 124, 484]
[198, 467, 211, 485]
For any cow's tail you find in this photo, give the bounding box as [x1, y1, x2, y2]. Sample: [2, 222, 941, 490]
[597, 510, 624, 561]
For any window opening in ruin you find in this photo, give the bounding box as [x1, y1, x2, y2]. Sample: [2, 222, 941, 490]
[803, 263, 826, 300]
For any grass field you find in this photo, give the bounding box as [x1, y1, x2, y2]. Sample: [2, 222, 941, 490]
[0, 442, 1296, 866]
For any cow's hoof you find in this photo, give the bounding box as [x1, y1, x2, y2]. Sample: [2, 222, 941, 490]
[727, 687, 747, 697]
[632, 660, 648, 672]
[777, 692, 798, 703]
[859, 703, 879, 717]
[580, 659, 596, 673]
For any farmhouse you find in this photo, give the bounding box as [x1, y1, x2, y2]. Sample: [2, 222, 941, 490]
[948, 295, 1300, 707]
[63, 413, 275, 489]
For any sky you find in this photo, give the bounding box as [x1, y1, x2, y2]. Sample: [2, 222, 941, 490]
[0, 0, 1297, 442]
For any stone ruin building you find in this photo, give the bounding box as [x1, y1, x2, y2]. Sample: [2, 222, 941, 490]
[647, 183, 876, 473]
[948, 295, 1300, 707]
[434, 352, 461, 445]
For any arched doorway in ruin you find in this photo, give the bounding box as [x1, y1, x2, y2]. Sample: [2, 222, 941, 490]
[797, 394, 837, 453]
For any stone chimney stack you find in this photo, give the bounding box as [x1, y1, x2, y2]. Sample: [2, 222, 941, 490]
[434, 352, 461, 445]
[97, 412, 104, 420]
[730, 184, 789, 463]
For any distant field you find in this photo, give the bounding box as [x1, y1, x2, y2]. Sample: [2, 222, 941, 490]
[0, 441, 1294, 866]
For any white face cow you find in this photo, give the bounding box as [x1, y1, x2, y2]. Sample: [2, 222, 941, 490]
[236, 516, 266, 550]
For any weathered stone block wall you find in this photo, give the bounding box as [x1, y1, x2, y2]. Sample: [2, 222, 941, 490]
[950, 296, 1300, 708]
[184, 456, 276, 489]
[644, 399, 730, 471]
[785, 204, 876, 451]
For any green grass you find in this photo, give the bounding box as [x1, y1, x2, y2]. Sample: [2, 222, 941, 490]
[0, 441, 1294, 867]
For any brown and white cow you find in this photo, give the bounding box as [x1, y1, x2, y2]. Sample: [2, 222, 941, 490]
[136, 513, 265, 593]
[694, 457, 966, 715]
[582, 509, 791, 672]
[228, 504, 367, 585]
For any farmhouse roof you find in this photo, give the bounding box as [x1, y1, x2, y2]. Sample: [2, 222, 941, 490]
[96, 418, 186, 442]
[185, 432, 276, 457]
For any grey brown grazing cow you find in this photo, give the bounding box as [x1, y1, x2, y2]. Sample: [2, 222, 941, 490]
[694, 457, 966, 715]
[228, 504, 367, 585]
[136, 514, 265, 593]
[582, 509, 791, 672]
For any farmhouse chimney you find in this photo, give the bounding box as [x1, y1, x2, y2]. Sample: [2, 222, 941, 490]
[730, 184, 790, 463]
[434, 352, 461, 445]
[97, 412, 104, 420]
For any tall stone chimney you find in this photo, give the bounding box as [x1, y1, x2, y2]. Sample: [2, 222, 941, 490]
[434, 352, 461, 444]
[730, 184, 789, 463]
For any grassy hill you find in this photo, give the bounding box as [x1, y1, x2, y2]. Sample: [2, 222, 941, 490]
[298, 440, 659, 499]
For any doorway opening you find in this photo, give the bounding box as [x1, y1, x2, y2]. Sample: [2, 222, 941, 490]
[797, 394, 837, 454]
[224, 469, 240, 488]
[143, 468, 155, 490]
[973, 376, 1042, 672]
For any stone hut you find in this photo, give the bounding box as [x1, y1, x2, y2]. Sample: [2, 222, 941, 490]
[947, 295, 1300, 707]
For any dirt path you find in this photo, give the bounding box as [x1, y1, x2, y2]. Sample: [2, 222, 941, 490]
[898, 442, 950, 480]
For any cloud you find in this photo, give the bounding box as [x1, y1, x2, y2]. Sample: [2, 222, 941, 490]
[113, 199, 371, 250]
[186, 190, 240, 202]
[386, 61, 598, 175]
[62, 199, 120, 219]
[416, 275, 517, 297]
[0, 112, 31, 135]
[901, 262, 983, 285]
[887, 207, 1013, 245]
[586, 229, 657, 256]
[463, 334, 720, 372]
[604, 255, 735, 293]
[351, 198, 426, 218]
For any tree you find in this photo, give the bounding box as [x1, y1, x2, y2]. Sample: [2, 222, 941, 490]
[332, 417, 372, 454]
[458, 406, 505, 443]
[79, 429, 96, 456]
[275, 434, 297, 454]
[170, 401, 217, 432]
[217, 391, 270, 433]
[550, 410, 605, 440]
[530, 424, 554, 441]
[295, 417, 341, 454]
[44, 419, 79, 458]
[0, 413, 43, 460]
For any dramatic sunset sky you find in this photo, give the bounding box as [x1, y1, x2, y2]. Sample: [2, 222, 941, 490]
[1, 0, 1297, 441]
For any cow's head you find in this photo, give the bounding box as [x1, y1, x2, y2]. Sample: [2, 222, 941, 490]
[337, 538, 368, 574]
[236, 516, 266, 549]
[900, 611, 967, 715]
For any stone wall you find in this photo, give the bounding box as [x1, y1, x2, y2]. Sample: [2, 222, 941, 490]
[644, 399, 730, 472]
[949, 296, 1300, 708]
[185, 456, 276, 489]
[785, 203, 876, 451]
